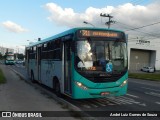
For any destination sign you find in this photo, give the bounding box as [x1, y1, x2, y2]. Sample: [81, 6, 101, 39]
[77, 30, 122, 38]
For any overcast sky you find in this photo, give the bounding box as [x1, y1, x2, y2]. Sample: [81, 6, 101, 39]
[0, 0, 159, 53]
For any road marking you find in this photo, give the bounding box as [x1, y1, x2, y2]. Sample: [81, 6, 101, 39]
[93, 100, 106, 107]
[115, 98, 133, 104]
[145, 92, 160, 97]
[155, 102, 160, 105]
[81, 104, 91, 108]
[109, 96, 146, 107]
[141, 87, 160, 92]
[119, 97, 141, 104]
[126, 93, 139, 98]
[84, 100, 98, 108]
[138, 103, 146, 106]
[122, 98, 146, 106]
[74, 95, 147, 109]
[106, 97, 122, 105]
[108, 97, 134, 105]
[119, 96, 135, 101]
[100, 98, 117, 105]
[99, 98, 111, 104]
[94, 99, 106, 106]
[129, 80, 160, 87]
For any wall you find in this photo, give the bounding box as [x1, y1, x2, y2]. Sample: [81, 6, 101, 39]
[128, 38, 160, 71]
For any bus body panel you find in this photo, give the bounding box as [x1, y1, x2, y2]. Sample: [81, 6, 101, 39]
[73, 71, 128, 89]
[40, 60, 62, 88]
[29, 59, 63, 89]
[73, 71, 128, 99]
[28, 59, 36, 76]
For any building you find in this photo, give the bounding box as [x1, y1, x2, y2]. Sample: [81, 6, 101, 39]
[0, 46, 14, 55]
[128, 38, 160, 71]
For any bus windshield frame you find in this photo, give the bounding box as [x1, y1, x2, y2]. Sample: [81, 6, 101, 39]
[74, 30, 128, 81]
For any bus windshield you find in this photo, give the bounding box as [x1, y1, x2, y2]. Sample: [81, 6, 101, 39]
[75, 38, 127, 74]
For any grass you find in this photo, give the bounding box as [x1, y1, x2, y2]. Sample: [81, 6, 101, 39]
[129, 73, 160, 81]
[0, 68, 6, 84]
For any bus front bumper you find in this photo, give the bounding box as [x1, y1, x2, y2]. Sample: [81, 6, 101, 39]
[73, 80, 128, 99]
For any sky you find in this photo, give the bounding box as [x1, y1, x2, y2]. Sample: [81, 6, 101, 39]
[0, 0, 160, 53]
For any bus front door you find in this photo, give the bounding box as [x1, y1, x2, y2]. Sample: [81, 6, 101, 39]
[64, 41, 72, 95]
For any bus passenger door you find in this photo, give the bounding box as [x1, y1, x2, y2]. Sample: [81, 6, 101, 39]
[37, 46, 41, 83]
[64, 41, 72, 95]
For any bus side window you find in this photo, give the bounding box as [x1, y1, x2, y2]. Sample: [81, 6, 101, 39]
[41, 43, 48, 59]
[43, 43, 48, 51]
[55, 39, 61, 48]
[53, 39, 62, 60]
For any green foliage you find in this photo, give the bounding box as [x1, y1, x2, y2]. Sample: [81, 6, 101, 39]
[129, 73, 160, 81]
[18, 54, 25, 60]
[0, 53, 2, 59]
[0, 68, 6, 84]
[14, 53, 25, 60]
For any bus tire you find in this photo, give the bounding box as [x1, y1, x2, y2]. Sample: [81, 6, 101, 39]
[31, 71, 36, 83]
[55, 80, 61, 97]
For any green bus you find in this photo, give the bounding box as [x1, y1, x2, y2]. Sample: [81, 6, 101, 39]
[5, 52, 15, 65]
[26, 27, 128, 99]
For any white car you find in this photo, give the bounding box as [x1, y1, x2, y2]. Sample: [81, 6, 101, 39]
[141, 67, 155, 73]
[16, 60, 24, 64]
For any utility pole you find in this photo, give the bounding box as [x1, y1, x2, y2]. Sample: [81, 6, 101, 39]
[100, 13, 115, 29]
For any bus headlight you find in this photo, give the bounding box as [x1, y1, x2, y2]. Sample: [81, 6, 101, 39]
[75, 81, 88, 90]
[120, 80, 127, 87]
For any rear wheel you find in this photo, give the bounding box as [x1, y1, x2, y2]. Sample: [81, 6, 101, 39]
[31, 72, 36, 83]
[55, 81, 61, 97]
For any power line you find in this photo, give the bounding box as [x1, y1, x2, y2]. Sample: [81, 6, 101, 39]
[125, 21, 160, 31]
[113, 21, 160, 41]
[114, 21, 134, 30]
[115, 21, 160, 37]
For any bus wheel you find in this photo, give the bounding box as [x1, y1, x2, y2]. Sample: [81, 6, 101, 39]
[31, 72, 35, 83]
[55, 81, 61, 97]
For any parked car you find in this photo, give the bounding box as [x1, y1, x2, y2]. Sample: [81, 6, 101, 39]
[141, 66, 155, 73]
[16, 59, 24, 64]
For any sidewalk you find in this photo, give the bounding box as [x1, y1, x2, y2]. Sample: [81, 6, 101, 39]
[0, 64, 81, 120]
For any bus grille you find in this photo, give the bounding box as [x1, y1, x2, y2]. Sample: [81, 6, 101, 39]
[87, 76, 121, 83]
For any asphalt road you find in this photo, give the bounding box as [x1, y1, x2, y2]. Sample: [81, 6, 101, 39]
[6, 64, 160, 120]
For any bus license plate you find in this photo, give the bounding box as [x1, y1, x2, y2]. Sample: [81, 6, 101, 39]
[101, 92, 110, 96]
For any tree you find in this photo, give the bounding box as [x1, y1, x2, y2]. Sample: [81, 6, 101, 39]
[0, 52, 2, 59]
[14, 53, 25, 60]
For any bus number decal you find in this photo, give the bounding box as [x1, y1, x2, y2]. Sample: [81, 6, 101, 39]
[81, 30, 91, 36]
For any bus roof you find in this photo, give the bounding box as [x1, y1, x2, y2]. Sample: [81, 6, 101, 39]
[26, 27, 125, 48]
